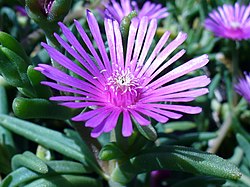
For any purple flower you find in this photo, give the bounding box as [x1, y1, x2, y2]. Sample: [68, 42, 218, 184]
[35, 10, 210, 138]
[205, 3, 250, 40]
[39, 0, 54, 15]
[15, 6, 27, 16]
[105, 0, 169, 23]
[235, 72, 250, 103]
[150, 170, 171, 187]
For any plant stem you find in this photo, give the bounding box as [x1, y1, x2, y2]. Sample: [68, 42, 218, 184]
[239, 174, 250, 186]
[232, 41, 240, 107]
[207, 112, 232, 153]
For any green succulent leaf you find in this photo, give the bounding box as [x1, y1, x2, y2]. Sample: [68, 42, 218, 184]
[11, 151, 48, 174]
[24, 174, 102, 187]
[111, 146, 242, 184]
[27, 65, 52, 98]
[99, 142, 126, 161]
[12, 97, 75, 120]
[0, 86, 15, 174]
[172, 176, 226, 187]
[0, 86, 8, 114]
[0, 115, 87, 165]
[162, 132, 217, 145]
[0, 31, 30, 63]
[236, 133, 250, 166]
[158, 121, 197, 133]
[0, 48, 24, 87]
[134, 122, 157, 141]
[0, 160, 92, 187]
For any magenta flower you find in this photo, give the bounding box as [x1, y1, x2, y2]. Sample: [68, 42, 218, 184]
[235, 72, 250, 103]
[205, 3, 250, 40]
[35, 10, 210, 138]
[105, 0, 169, 23]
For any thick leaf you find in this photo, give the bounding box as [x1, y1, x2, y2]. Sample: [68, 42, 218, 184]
[0, 31, 30, 63]
[111, 146, 241, 184]
[134, 122, 157, 141]
[0, 48, 23, 87]
[99, 142, 126, 161]
[27, 66, 52, 99]
[208, 74, 221, 99]
[172, 176, 226, 187]
[0, 88, 15, 174]
[24, 174, 102, 187]
[0, 86, 8, 114]
[0, 115, 86, 164]
[0, 161, 91, 187]
[162, 132, 217, 145]
[236, 134, 250, 166]
[12, 97, 75, 119]
[1, 47, 29, 81]
[64, 129, 102, 176]
[157, 121, 197, 133]
[11, 151, 48, 174]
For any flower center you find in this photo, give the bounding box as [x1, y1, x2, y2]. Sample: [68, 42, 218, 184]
[105, 68, 142, 107]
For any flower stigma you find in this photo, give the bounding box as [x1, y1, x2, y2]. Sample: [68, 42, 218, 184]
[106, 68, 142, 107]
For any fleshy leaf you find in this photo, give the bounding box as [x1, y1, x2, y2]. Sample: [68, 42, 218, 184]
[111, 146, 241, 184]
[11, 151, 48, 174]
[1, 160, 92, 187]
[99, 142, 126, 161]
[12, 97, 75, 120]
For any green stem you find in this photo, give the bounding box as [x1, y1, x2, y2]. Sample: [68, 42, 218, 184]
[239, 174, 250, 186]
[231, 41, 240, 107]
[69, 121, 109, 180]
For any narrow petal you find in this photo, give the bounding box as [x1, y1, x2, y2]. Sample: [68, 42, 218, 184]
[134, 108, 169, 123]
[129, 109, 150, 126]
[122, 109, 133, 137]
[60, 102, 105, 109]
[125, 18, 139, 69]
[91, 122, 106, 138]
[85, 109, 112, 128]
[145, 54, 209, 89]
[72, 107, 111, 121]
[136, 18, 157, 70]
[103, 109, 121, 132]
[86, 10, 112, 73]
[137, 31, 170, 78]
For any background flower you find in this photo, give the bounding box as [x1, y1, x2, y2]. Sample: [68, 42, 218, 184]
[235, 72, 250, 103]
[205, 3, 250, 40]
[105, 0, 169, 23]
[35, 10, 210, 138]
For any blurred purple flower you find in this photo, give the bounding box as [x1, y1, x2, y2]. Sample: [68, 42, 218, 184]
[105, 0, 169, 23]
[15, 6, 27, 16]
[235, 72, 250, 103]
[205, 3, 250, 40]
[35, 10, 210, 138]
[151, 170, 171, 187]
[39, 0, 54, 15]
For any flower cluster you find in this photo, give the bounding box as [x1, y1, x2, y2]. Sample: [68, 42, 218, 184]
[105, 0, 169, 22]
[205, 2, 250, 40]
[36, 1, 210, 138]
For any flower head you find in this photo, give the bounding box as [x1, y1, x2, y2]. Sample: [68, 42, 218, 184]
[235, 72, 250, 103]
[205, 3, 250, 40]
[35, 10, 210, 138]
[105, 0, 169, 23]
